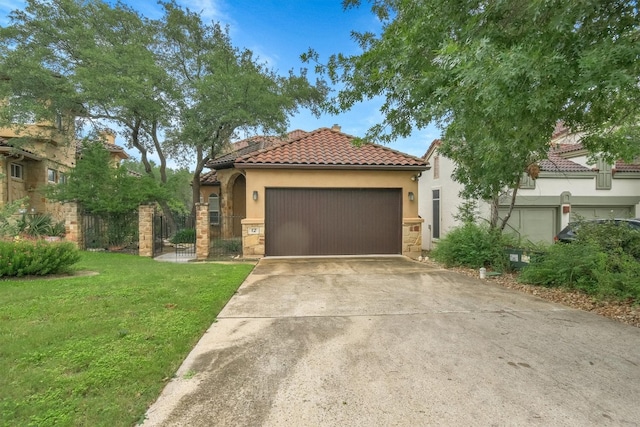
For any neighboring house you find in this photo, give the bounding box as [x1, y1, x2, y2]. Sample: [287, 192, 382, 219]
[419, 127, 640, 249]
[1, 119, 128, 222]
[201, 125, 427, 258]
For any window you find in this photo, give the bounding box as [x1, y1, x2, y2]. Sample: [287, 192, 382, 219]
[432, 189, 441, 239]
[209, 194, 220, 225]
[59, 172, 67, 184]
[47, 168, 58, 183]
[10, 163, 23, 179]
[433, 155, 440, 179]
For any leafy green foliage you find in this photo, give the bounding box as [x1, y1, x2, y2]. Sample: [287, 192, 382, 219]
[211, 238, 243, 255]
[0, 240, 80, 277]
[17, 213, 66, 237]
[1, 0, 327, 221]
[46, 141, 164, 215]
[305, 0, 640, 211]
[0, 197, 26, 238]
[520, 222, 640, 300]
[0, 252, 253, 426]
[122, 159, 192, 215]
[169, 228, 195, 244]
[431, 223, 514, 270]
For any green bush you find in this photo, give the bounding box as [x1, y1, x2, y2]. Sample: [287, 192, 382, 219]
[431, 223, 514, 269]
[0, 240, 81, 277]
[211, 238, 242, 254]
[520, 222, 640, 300]
[170, 228, 196, 244]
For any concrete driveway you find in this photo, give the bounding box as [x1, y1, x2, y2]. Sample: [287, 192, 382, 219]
[143, 257, 640, 426]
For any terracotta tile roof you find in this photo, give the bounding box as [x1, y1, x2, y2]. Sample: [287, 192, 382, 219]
[200, 170, 220, 185]
[550, 143, 585, 155]
[235, 127, 427, 169]
[0, 137, 42, 160]
[614, 160, 640, 173]
[539, 155, 592, 173]
[207, 130, 306, 169]
[76, 140, 129, 158]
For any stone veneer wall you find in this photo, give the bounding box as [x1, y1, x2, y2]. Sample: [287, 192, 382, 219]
[241, 219, 265, 258]
[195, 203, 210, 260]
[63, 202, 82, 248]
[402, 219, 423, 259]
[138, 204, 156, 257]
[241, 218, 422, 260]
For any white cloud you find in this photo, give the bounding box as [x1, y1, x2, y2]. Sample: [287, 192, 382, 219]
[179, 0, 225, 21]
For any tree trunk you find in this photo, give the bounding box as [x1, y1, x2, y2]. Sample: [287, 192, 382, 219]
[499, 181, 520, 232]
[489, 196, 500, 229]
[190, 146, 209, 217]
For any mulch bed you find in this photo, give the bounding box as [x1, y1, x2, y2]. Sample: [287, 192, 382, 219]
[430, 261, 640, 328]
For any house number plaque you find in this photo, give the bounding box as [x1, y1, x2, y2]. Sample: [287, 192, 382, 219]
[248, 227, 260, 235]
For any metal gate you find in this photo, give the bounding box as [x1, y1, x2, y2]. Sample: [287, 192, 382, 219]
[152, 212, 195, 258]
[173, 214, 196, 258]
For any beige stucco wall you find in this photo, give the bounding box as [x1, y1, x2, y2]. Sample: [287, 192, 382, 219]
[241, 167, 423, 259]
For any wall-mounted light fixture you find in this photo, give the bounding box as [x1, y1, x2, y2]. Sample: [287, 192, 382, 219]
[252, 190, 259, 201]
[408, 191, 415, 201]
[410, 172, 423, 181]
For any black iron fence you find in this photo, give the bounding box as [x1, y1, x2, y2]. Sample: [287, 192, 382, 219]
[209, 215, 244, 258]
[153, 213, 195, 257]
[82, 210, 139, 253]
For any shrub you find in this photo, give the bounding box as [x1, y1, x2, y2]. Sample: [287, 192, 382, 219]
[211, 238, 242, 254]
[170, 228, 196, 244]
[17, 213, 65, 238]
[431, 223, 514, 269]
[520, 222, 640, 300]
[0, 240, 81, 277]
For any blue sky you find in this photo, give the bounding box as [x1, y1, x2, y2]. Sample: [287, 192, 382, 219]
[1, 0, 440, 159]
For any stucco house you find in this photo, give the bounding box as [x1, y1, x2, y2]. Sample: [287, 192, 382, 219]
[1, 120, 128, 222]
[201, 125, 427, 259]
[419, 127, 640, 249]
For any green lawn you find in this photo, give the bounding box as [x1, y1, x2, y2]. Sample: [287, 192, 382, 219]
[0, 252, 254, 426]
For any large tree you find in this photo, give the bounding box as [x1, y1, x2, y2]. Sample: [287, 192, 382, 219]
[46, 141, 164, 215]
[0, 0, 326, 225]
[304, 0, 640, 228]
[156, 2, 327, 212]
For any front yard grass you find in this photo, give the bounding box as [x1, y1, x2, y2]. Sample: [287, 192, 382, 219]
[0, 252, 254, 426]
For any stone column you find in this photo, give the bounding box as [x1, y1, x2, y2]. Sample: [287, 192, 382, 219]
[195, 203, 210, 261]
[63, 202, 83, 248]
[138, 204, 156, 257]
[402, 218, 424, 260]
[241, 218, 265, 258]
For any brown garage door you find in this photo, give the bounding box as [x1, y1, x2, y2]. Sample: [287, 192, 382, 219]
[265, 188, 402, 256]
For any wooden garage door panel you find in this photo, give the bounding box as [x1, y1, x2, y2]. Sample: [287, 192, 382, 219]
[499, 207, 557, 245]
[266, 188, 402, 256]
[571, 206, 632, 221]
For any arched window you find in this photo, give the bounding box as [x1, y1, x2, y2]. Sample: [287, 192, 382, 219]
[209, 194, 220, 225]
